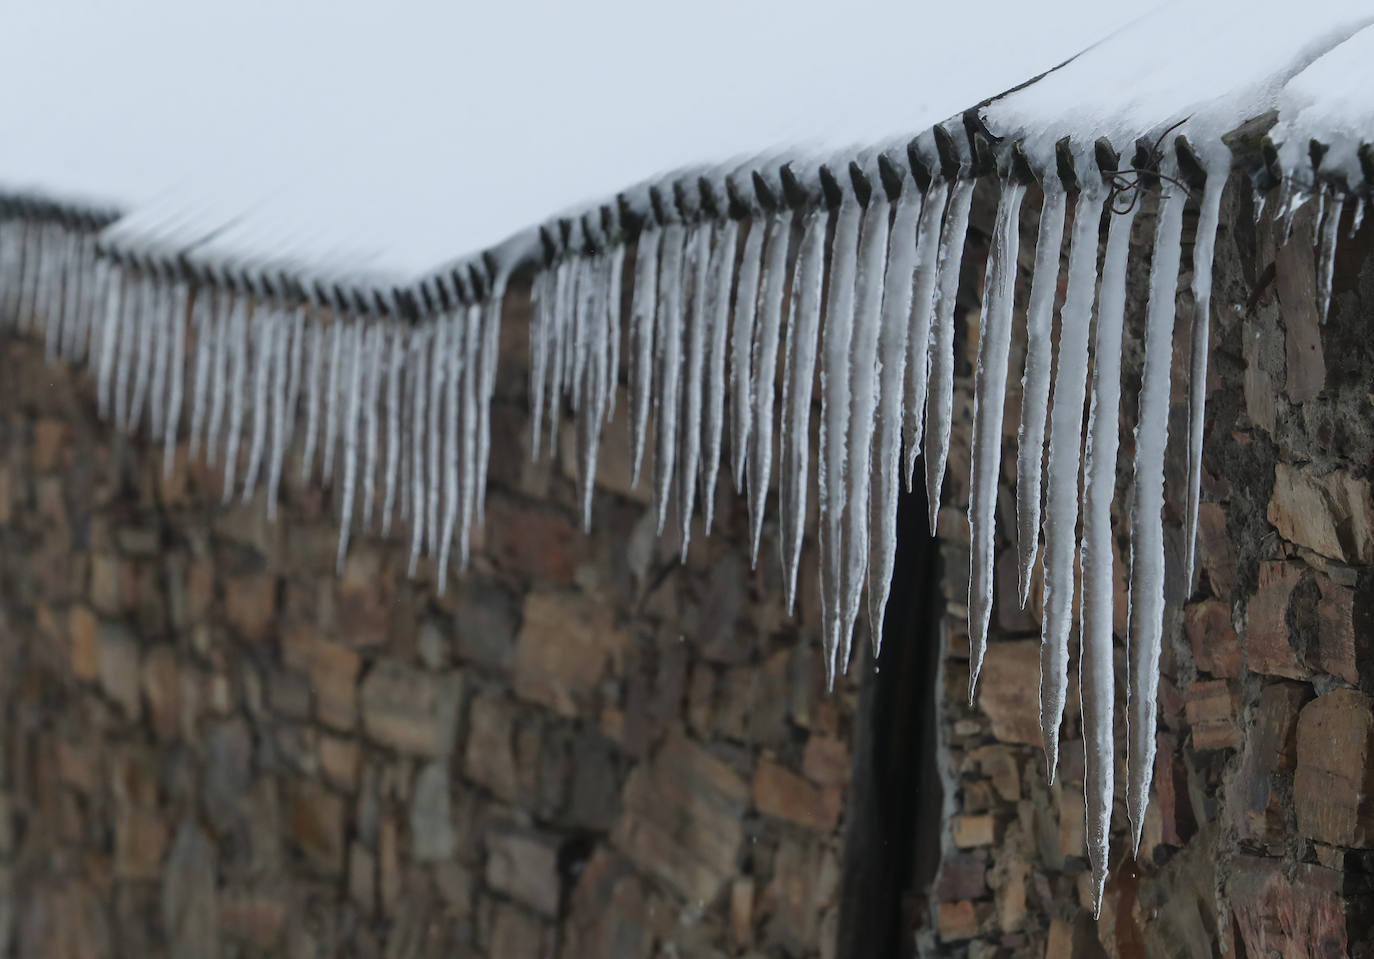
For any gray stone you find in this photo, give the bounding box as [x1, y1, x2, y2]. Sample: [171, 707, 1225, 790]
[410, 761, 456, 863]
[161, 819, 218, 959]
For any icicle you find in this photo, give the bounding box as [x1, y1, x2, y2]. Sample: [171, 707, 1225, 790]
[819, 192, 863, 685]
[361, 320, 382, 528]
[867, 184, 923, 648]
[1182, 170, 1224, 590]
[322, 314, 344, 485]
[206, 290, 232, 465]
[336, 318, 365, 573]
[678, 224, 713, 555]
[188, 287, 214, 460]
[59, 234, 88, 362]
[148, 277, 179, 439]
[476, 287, 505, 520]
[381, 321, 404, 535]
[529, 269, 551, 459]
[1126, 171, 1186, 853]
[301, 314, 324, 483]
[902, 179, 950, 490]
[128, 275, 161, 432]
[779, 208, 826, 612]
[701, 218, 739, 531]
[731, 219, 767, 492]
[1039, 186, 1106, 784]
[923, 178, 975, 530]
[407, 325, 429, 576]
[1016, 184, 1068, 606]
[95, 262, 123, 421]
[546, 260, 570, 457]
[242, 304, 275, 501]
[629, 230, 661, 485]
[839, 191, 892, 668]
[653, 223, 687, 534]
[114, 272, 146, 433]
[1081, 194, 1137, 919]
[1351, 196, 1366, 237]
[581, 261, 608, 534]
[1316, 191, 1344, 324]
[43, 229, 68, 364]
[570, 255, 592, 413]
[267, 308, 301, 521]
[968, 179, 1027, 701]
[438, 311, 464, 588]
[603, 246, 624, 423]
[427, 310, 446, 558]
[221, 296, 250, 504]
[162, 280, 188, 478]
[459, 303, 482, 566]
[747, 210, 794, 563]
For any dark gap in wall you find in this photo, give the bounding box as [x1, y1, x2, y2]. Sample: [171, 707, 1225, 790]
[834, 470, 943, 959]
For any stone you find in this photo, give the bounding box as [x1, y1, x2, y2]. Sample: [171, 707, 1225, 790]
[1294, 689, 1374, 847]
[433, 861, 475, 918]
[464, 690, 539, 804]
[934, 854, 988, 901]
[763, 837, 838, 952]
[952, 814, 997, 848]
[975, 640, 1041, 746]
[68, 604, 99, 681]
[1310, 575, 1360, 685]
[359, 660, 461, 757]
[1185, 680, 1241, 751]
[938, 901, 980, 942]
[379, 815, 401, 916]
[288, 779, 345, 874]
[1184, 599, 1241, 678]
[32, 417, 69, 470]
[203, 719, 253, 835]
[317, 735, 361, 791]
[561, 852, 657, 959]
[514, 590, 627, 718]
[730, 878, 754, 949]
[801, 735, 850, 788]
[967, 746, 1020, 803]
[1230, 681, 1308, 846]
[450, 578, 520, 673]
[753, 759, 843, 834]
[1243, 562, 1309, 679]
[98, 622, 142, 719]
[224, 574, 278, 642]
[90, 552, 133, 615]
[141, 646, 183, 741]
[115, 807, 168, 879]
[613, 728, 747, 904]
[348, 843, 376, 913]
[1230, 857, 1349, 959]
[484, 494, 578, 583]
[410, 761, 456, 863]
[217, 890, 287, 948]
[1268, 462, 1374, 565]
[1195, 501, 1237, 600]
[488, 903, 549, 958]
[162, 819, 218, 959]
[486, 831, 561, 917]
[280, 628, 360, 731]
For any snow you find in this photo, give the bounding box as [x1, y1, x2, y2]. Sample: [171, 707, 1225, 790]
[1273, 25, 1374, 192]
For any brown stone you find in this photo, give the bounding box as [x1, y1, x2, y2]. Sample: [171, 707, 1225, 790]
[463, 690, 540, 805]
[486, 831, 561, 917]
[1244, 562, 1309, 679]
[489, 903, 549, 958]
[754, 759, 843, 834]
[348, 843, 376, 913]
[561, 852, 658, 959]
[223, 574, 277, 642]
[318, 735, 361, 791]
[801, 735, 850, 788]
[1268, 462, 1374, 565]
[1230, 856, 1349, 959]
[32, 417, 69, 471]
[952, 814, 997, 848]
[1311, 575, 1360, 685]
[613, 728, 747, 904]
[730, 878, 754, 949]
[358, 660, 461, 757]
[485, 494, 578, 583]
[280, 628, 360, 731]
[115, 807, 168, 879]
[967, 746, 1020, 803]
[975, 640, 1041, 746]
[1294, 689, 1374, 847]
[934, 854, 988, 901]
[1230, 681, 1309, 846]
[90, 552, 133, 615]
[68, 604, 99, 681]
[938, 900, 980, 942]
[514, 590, 627, 719]
[98, 623, 142, 719]
[1185, 680, 1241, 751]
[1195, 501, 1237, 600]
[287, 779, 345, 873]
[379, 815, 401, 916]
[1184, 599, 1241, 678]
[218, 891, 287, 948]
[140, 646, 183, 741]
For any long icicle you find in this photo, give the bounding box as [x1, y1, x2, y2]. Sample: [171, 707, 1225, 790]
[701, 218, 739, 530]
[221, 296, 249, 502]
[426, 308, 446, 558]
[242, 304, 274, 500]
[747, 210, 794, 563]
[529, 269, 551, 459]
[361, 320, 382, 529]
[407, 325, 429, 576]
[1182, 168, 1226, 588]
[819, 191, 863, 685]
[300, 314, 323, 483]
[162, 280, 188, 478]
[923, 178, 975, 530]
[867, 183, 923, 650]
[438, 310, 463, 589]
[476, 285, 505, 520]
[628, 230, 661, 486]
[459, 302, 482, 566]
[1126, 168, 1186, 852]
[968, 179, 1027, 701]
[603, 247, 624, 424]
[778, 207, 826, 611]
[839, 190, 891, 670]
[653, 223, 687, 534]
[1081, 194, 1137, 919]
[381, 320, 404, 535]
[1016, 183, 1068, 605]
[1040, 184, 1106, 784]
[323, 313, 345, 485]
[902, 179, 950, 490]
[730, 218, 766, 492]
[188, 286, 214, 460]
[336, 317, 365, 573]
[266, 308, 301, 521]
[147, 277, 173, 437]
[205, 288, 230, 463]
[678, 223, 713, 554]
[580, 262, 608, 534]
[1316, 190, 1344, 324]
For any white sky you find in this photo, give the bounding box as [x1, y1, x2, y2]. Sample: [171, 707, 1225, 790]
[1, 0, 1150, 283]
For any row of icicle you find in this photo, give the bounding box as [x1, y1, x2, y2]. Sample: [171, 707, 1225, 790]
[0, 213, 506, 589]
[0, 139, 1359, 917]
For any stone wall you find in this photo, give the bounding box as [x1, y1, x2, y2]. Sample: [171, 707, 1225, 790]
[0, 171, 1371, 959]
[922, 180, 1374, 958]
[0, 303, 859, 957]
